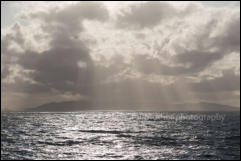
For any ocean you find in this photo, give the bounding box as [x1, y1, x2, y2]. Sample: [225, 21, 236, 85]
[1, 112, 240, 160]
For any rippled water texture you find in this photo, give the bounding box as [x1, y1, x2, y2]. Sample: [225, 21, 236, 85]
[1, 112, 240, 160]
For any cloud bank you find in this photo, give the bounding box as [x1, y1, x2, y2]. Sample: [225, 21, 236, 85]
[1, 1, 240, 111]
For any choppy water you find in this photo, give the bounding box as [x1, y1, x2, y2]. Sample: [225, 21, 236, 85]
[1, 112, 240, 160]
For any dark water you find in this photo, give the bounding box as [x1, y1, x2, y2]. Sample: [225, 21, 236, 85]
[1, 112, 240, 160]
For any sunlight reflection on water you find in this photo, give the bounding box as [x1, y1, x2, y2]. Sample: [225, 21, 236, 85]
[1, 112, 240, 160]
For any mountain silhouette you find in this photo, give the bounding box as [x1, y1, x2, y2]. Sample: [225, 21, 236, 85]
[22, 101, 240, 112]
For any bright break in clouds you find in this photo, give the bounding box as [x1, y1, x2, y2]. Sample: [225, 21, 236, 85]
[1, 1, 240, 111]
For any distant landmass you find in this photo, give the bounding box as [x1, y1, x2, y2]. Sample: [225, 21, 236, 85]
[169, 102, 240, 112]
[18, 101, 240, 112]
[24, 101, 91, 112]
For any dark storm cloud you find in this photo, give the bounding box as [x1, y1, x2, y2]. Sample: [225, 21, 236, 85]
[2, 2, 110, 97]
[213, 15, 240, 53]
[174, 50, 224, 74]
[190, 69, 240, 93]
[134, 50, 224, 76]
[18, 43, 94, 95]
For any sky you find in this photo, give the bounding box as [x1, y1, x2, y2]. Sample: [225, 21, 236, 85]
[1, 1, 240, 111]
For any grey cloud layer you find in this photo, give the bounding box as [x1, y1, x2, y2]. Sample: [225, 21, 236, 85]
[1, 2, 240, 109]
[190, 70, 240, 93]
[30, 2, 109, 36]
[14, 2, 111, 98]
[18, 44, 94, 95]
[117, 2, 181, 29]
[2, 2, 110, 106]
[133, 9, 240, 76]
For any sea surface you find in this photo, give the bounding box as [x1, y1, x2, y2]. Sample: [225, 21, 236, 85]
[1, 112, 240, 160]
